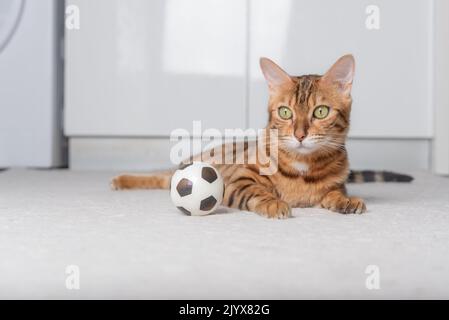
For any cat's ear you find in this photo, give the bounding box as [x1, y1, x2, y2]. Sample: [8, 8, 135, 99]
[321, 54, 355, 97]
[260, 58, 294, 92]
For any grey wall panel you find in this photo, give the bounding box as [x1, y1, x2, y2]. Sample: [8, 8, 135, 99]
[70, 138, 430, 172]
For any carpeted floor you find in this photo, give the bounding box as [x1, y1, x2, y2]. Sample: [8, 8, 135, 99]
[0, 169, 448, 299]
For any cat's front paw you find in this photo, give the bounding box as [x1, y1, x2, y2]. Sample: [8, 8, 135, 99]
[255, 199, 292, 219]
[323, 196, 367, 214]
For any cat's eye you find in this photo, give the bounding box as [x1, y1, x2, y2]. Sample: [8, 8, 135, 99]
[278, 106, 293, 120]
[313, 106, 330, 119]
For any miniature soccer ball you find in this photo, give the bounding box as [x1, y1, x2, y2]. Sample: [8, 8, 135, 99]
[170, 162, 224, 216]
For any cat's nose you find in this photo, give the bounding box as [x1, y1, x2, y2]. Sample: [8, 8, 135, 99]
[295, 130, 307, 142]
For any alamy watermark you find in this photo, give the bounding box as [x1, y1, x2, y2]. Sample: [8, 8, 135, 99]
[170, 121, 279, 175]
[65, 265, 80, 290]
[66, 5, 80, 30]
[365, 265, 381, 290]
[365, 5, 380, 30]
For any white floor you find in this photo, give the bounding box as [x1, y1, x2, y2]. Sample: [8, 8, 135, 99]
[1, 169, 449, 299]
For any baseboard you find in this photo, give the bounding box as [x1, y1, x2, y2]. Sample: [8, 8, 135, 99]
[346, 138, 430, 172]
[69, 137, 431, 172]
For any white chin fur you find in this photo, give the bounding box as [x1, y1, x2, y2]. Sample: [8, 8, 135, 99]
[296, 147, 315, 155]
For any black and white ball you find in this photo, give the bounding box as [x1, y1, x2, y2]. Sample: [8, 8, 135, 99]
[170, 162, 224, 216]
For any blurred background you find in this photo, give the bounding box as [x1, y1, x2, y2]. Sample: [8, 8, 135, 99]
[1, 0, 448, 174]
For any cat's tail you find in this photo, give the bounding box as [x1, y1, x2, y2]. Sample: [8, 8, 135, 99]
[347, 170, 414, 183]
[111, 170, 174, 190]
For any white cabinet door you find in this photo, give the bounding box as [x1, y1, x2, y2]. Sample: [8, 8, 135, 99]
[65, 0, 247, 136]
[249, 0, 432, 138]
[0, 0, 64, 168]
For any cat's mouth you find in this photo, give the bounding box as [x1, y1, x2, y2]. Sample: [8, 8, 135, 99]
[281, 137, 317, 155]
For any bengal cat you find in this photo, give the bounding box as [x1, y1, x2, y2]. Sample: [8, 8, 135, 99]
[111, 55, 412, 219]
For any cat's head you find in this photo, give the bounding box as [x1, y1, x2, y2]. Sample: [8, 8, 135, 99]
[260, 55, 355, 156]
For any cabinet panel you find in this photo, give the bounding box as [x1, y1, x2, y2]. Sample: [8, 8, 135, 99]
[249, 0, 432, 137]
[0, 0, 64, 167]
[66, 0, 247, 136]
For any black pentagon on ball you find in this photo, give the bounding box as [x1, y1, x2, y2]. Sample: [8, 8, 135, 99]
[200, 196, 217, 211]
[177, 206, 191, 216]
[202, 167, 218, 183]
[177, 178, 193, 197]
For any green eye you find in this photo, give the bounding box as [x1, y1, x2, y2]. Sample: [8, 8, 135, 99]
[313, 106, 330, 119]
[278, 106, 293, 120]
